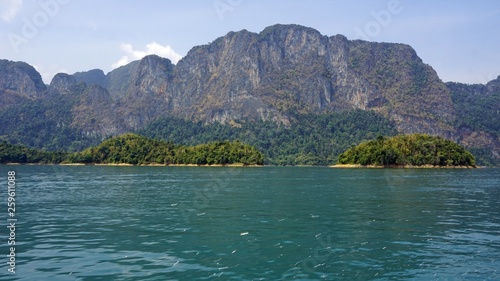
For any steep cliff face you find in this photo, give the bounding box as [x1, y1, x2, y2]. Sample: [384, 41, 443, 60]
[35, 24, 456, 134]
[0, 59, 46, 111]
[48, 73, 77, 96]
[73, 69, 107, 88]
[71, 85, 119, 137]
[169, 25, 384, 124]
[170, 29, 283, 123]
[0, 59, 46, 98]
[72, 63, 139, 100]
[115, 55, 174, 130]
[105, 61, 140, 99]
[162, 24, 454, 137]
[348, 41, 456, 137]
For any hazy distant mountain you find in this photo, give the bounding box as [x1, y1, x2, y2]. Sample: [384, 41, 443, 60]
[0, 24, 498, 165]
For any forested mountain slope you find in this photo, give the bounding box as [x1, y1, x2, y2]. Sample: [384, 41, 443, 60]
[0, 24, 498, 165]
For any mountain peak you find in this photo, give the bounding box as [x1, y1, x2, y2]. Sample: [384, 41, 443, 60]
[0, 59, 46, 98]
[260, 23, 321, 36]
[133, 54, 174, 89]
[139, 54, 172, 65]
[73, 69, 106, 88]
[48, 73, 77, 95]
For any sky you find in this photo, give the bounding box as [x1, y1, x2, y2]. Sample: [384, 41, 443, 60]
[1, 0, 499, 84]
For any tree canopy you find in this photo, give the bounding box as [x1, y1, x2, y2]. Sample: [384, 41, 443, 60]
[0, 141, 66, 164]
[338, 134, 476, 167]
[139, 110, 398, 166]
[65, 133, 264, 165]
[0, 134, 264, 166]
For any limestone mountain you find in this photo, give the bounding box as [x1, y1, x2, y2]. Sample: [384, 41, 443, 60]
[0, 24, 498, 165]
[73, 24, 456, 136]
[0, 59, 46, 98]
[0, 59, 46, 110]
[170, 24, 455, 138]
[73, 69, 107, 88]
[48, 73, 77, 96]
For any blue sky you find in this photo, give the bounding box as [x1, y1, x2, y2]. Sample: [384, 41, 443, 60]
[1, 0, 499, 84]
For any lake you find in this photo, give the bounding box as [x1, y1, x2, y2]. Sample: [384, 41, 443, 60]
[1, 166, 499, 280]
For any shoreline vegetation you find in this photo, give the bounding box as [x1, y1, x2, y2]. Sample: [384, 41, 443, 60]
[5, 162, 263, 167]
[4, 162, 479, 168]
[1, 133, 264, 166]
[0, 133, 483, 168]
[337, 134, 477, 168]
[331, 164, 477, 169]
[66, 163, 262, 167]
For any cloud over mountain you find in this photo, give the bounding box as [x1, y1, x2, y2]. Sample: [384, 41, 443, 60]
[111, 42, 183, 69]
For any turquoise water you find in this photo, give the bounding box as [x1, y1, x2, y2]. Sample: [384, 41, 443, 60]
[1, 166, 499, 280]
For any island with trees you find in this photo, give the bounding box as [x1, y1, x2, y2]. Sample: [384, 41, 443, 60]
[0, 133, 264, 166]
[335, 134, 476, 168]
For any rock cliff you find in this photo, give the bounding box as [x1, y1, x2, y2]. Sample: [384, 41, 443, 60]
[0, 24, 498, 164]
[0, 59, 46, 98]
[446, 77, 500, 164]
[107, 24, 456, 136]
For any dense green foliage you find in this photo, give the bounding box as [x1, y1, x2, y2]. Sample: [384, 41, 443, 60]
[138, 110, 398, 165]
[0, 141, 67, 164]
[0, 134, 263, 165]
[0, 88, 101, 152]
[445, 81, 500, 166]
[338, 134, 476, 167]
[0, 105, 400, 166]
[447, 82, 500, 137]
[66, 133, 264, 165]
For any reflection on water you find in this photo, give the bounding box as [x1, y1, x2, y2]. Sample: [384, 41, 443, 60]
[0, 166, 498, 280]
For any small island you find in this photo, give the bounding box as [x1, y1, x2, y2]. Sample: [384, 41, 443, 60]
[0, 133, 264, 166]
[334, 134, 476, 168]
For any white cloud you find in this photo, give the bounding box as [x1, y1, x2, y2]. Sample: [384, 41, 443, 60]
[0, 0, 22, 22]
[33, 64, 68, 85]
[111, 42, 183, 69]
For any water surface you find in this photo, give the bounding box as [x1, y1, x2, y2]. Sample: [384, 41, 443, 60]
[1, 166, 499, 280]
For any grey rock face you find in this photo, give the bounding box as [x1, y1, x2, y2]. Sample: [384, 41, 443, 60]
[0, 59, 46, 98]
[48, 73, 77, 95]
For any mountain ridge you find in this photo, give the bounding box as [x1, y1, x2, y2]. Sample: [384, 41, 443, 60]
[0, 24, 498, 165]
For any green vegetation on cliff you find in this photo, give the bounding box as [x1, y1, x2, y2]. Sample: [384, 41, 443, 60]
[66, 133, 264, 165]
[447, 81, 500, 137]
[338, 134, 476, 167]
[0, 110, 400, 166]
[139, 110, 398, 166]
[0, 86, 102, 152]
